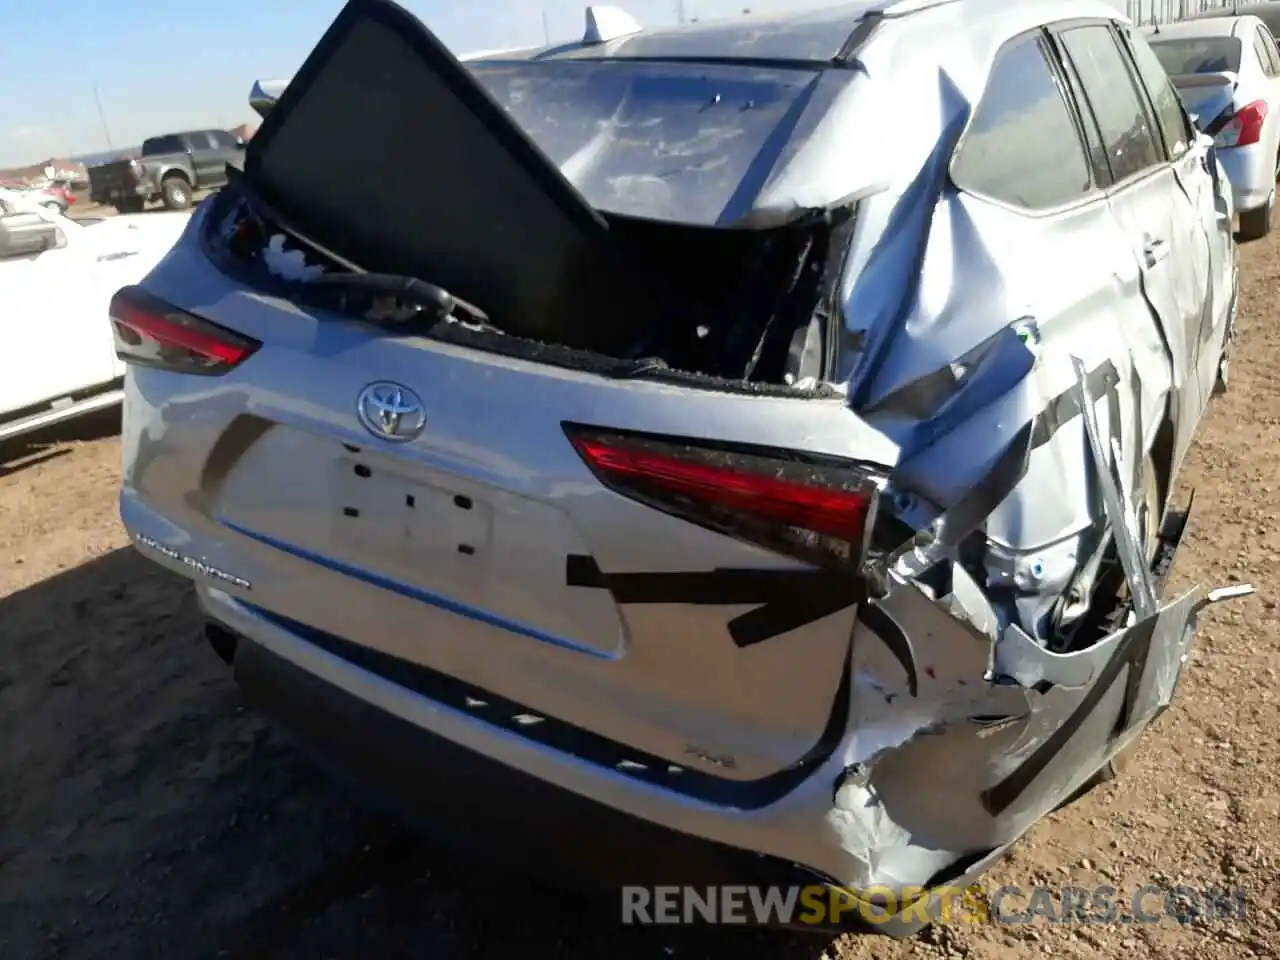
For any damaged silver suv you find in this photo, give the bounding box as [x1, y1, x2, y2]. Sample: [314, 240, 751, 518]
[114, 0, 1248, 936]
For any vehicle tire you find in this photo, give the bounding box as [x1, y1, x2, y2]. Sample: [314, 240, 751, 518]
[1214, 273, 1238, 398]
[1133, 457, 1163, 566]
[1236, 190, 1273, 242]
[42, 201, 62, 214]
[160, 176, 193, 211]
[116, 197, 145, 215]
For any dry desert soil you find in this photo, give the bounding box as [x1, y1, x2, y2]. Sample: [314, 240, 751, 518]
[2, 216, 1279, 959]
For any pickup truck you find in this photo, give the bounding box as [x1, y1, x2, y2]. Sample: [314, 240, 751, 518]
[0, 187, 191, 442]
[87, 129, 244, 214]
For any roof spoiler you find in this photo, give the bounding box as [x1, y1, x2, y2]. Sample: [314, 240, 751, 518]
[583, 6, 642, 44]
[249, 78, 289, 118]
[246, 40, 538, 119]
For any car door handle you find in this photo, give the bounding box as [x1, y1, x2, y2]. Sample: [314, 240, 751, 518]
[1142, 235, 1169, 267]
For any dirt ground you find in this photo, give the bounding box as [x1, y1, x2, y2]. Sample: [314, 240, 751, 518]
[2, 239, 1279, 960]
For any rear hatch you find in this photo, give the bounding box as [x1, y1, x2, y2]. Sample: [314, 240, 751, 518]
[122, 0, 900, 794]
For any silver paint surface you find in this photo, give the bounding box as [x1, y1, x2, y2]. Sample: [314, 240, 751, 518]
[120, 0, 1247, 927]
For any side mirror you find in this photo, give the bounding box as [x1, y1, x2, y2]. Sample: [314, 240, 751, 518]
[0, 212, 60, 259]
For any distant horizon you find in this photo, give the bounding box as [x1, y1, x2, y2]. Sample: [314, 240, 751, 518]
[4, 118, 261, 173]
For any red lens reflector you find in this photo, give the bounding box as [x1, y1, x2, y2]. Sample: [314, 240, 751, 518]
[110, 286, 260, 375]
[565, 426, 883, 573]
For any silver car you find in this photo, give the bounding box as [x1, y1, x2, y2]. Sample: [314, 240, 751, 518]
[114, 0, 1245, 936]
[1144, 15, 1280, 240]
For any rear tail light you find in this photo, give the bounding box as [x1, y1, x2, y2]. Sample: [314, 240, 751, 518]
[1214, 100, 1267, 148]
[564, 424, 884, 571]
[109, 285, 260, 376]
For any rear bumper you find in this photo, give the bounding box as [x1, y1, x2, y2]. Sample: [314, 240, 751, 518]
[197, 587, 1033, 937]
[1217, 144, 1275, 212]
[231, 627, 1027, 936]
[233, 631, 844, 904]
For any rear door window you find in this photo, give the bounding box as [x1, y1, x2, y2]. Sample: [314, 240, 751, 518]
[1264, 26, 1280, 73]
[1052, 34, 1113, 186]
[1254, 25, 1280, 75]
[141, 135, 183, 155]
[1252, 27, 1275, 75]
[950, 31, 1092, 209]
[1058, 24, 1165, 182]
[1122, 27, 1193, 159]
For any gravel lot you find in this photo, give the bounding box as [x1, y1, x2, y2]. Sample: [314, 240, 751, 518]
[2, 231, 1279, 960]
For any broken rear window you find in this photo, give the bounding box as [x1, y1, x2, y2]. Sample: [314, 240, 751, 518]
[467, 59, 824, 225]
[241, 0, 848, 358]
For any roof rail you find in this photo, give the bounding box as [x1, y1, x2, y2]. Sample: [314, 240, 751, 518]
[583, 5, 642, 44]
[458, 45, 533, 60]
[876, 0, 961, 15]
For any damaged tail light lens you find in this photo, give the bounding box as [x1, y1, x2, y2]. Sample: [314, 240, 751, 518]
[1215, 100, 1267, 148]
[110, 286, 261, 376]
[564, 423, 883, 570]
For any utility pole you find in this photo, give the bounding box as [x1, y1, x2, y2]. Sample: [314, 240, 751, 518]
[91, 83, 114, 153]
[542, 6, 551, 43]
[676, 0, 687, 24]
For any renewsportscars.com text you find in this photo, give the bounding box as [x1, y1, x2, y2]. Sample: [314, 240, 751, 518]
[620, 884, 1248, 927]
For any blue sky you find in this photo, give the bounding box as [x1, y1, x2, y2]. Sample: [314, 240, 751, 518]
[1, 0, 849, 167]
[3, 0, 1137, 168]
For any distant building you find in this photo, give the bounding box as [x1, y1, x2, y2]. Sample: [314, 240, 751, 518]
[0, 157, 89, 188]
[229, 123, 258, 143]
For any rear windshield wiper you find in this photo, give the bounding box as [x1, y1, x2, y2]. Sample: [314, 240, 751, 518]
[306, 272, 492, 330]
[223, 166, 494, 332]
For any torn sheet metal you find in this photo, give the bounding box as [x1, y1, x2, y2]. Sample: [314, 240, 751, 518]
[823, 553, 1255, 892]
[827, 570, 1031, 887]
[1072, 355, 1157, 620]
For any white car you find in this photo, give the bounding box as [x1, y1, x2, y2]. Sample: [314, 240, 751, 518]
[1144, 15, 1280, 240]
[0, 189, 192, 442]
